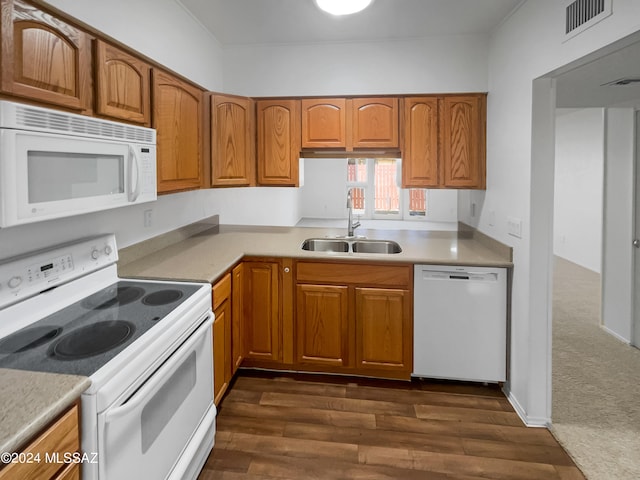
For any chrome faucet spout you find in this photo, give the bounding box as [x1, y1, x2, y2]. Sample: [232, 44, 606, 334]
[346, 189, 361, 237]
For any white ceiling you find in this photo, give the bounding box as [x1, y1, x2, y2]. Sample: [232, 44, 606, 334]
[178, 0, 524, 46]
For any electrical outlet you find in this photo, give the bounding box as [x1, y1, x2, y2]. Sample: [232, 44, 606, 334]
[507, 217, 522, 238]
[471, 202, 476, 217]
[144, 209, 153, 227]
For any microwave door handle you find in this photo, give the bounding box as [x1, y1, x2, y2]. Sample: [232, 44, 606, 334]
[128, 146, 141, 202]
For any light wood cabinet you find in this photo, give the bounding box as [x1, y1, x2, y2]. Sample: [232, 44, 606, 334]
[402, 94, 486, 189]
[257, 99, 301, 186]
[301, 98, 346, 148]
[152, 69, 204, 193]
[441, 95, 486, 189]
[295, 261, 413, 380]
[94, 39, 151, 125]
[296, 284, 349, 368]
[301, 97, 399, 151]
[0, 0, 91, 111]
[402, 97, 439, 187]
[212, 273, 232, 405]
[231, 263, 245, 374]
[355, 287, 412, 373]
[0, 404, 80, 480]
[211, 94, 255, 186]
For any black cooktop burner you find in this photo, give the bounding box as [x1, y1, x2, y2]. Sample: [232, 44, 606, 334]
[142, 289, 184, 306]
[81, 286, 145, 310]
[0, 326, 63, 353]
[50, 320, 135, 360]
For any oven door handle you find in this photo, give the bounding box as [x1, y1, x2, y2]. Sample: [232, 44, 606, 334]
[103, 314, 213, 423]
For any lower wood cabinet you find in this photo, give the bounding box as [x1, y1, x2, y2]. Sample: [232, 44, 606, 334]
[0, 404, 80, 480]
[295, 261, 413, 380]
[212, 273, 232, 405]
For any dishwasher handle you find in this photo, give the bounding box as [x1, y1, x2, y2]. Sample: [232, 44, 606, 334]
[420, 270, 499, 282]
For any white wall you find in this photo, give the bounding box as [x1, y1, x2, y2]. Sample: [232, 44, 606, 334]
[458, 0, 640, 425]
[222, 35, 489, 96]
[553, 109, 604, 273]
[601, 108, 635, 343]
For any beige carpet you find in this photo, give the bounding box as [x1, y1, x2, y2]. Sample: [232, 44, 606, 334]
[552, 256, 640, 479]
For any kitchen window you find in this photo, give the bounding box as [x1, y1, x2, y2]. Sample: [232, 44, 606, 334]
[347, 158, 427, 220]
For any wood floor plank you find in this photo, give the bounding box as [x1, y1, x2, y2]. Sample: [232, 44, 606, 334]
[260, 392, 416, 417]
[554, 465, 587, 479]
[414, 404, 524, 427]
[233, 375, 348, 398]
[216, 415, 286, 437]
[283, 420, 465, 454]
[461, 437, 575, 465]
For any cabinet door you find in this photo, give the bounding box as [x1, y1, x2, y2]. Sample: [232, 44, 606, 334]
[301, 98, 346, 148]
[441, 95, 486, 189]
[243, 261, 281, 362]
[257, 99, 300, 186]
[213, 298, 230, 405]
[95, 39, 151, 125]
[231, 263, 245, 373]
[296, 284, 349, 367]
[355, 287, 412, 375]
[152, 69, 204, 193]
[0, 0, 91, 111]
[352, 97, 398, 148]
[402, 97, 440, 188]
[211, 94, 255, 186]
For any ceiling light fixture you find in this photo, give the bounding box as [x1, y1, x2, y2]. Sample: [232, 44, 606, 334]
[314, 0, 373, 16]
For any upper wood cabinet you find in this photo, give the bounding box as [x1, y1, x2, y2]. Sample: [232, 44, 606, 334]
[301, 97, 399, 151]
[441, 95, 486, 189]
[402, 94, 486, 189]
[211, 94, 255, 187]
[0, 0, 91, 111]
[94, 39, 151, 125]
[152, 69, 204, 194]
[257, 99, 301, 186]
[351, 97, 398, 148]
[402, 97, 439, 188]
[301, 98, 346, 148]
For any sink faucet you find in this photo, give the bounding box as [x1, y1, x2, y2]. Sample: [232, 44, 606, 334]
[346, 189, 361, 237]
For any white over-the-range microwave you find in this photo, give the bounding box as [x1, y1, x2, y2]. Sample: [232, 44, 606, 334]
[0, 100, 157, 228]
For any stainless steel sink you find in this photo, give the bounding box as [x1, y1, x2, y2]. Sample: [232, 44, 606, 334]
[351, 240, 402, 254]
[301, 238, 401, 254]
[301, 238, 350, 252]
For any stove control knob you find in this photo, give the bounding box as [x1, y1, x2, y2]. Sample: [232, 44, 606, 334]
[8, 276, 22, 289]
[104, 245, 113, 256]
[91, 249, 100, 260]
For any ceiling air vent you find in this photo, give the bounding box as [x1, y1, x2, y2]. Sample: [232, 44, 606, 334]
[564, 0, 612, 40]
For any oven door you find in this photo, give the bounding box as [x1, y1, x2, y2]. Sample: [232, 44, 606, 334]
[97, 316, 214, 480]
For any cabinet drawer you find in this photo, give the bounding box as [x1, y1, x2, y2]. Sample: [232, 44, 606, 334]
[212, 273, 232, 311]
[296, 262, 411, 287]
[0, 405, 79, 480]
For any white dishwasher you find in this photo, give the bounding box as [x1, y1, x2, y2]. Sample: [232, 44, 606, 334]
[413, 265, 507, 383]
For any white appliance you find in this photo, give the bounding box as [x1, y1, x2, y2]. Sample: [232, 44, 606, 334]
[0, 235, 215, 480]
[413, 265, 507, 383]
[0, 100, 157, 228]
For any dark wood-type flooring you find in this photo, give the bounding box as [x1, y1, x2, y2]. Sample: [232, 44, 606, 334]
[198, 371, 585, 480]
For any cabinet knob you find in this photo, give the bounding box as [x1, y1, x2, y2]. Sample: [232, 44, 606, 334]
[284, 267, 290, 273]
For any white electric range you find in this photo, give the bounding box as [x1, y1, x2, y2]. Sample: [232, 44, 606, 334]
[0, 234, 215, 480]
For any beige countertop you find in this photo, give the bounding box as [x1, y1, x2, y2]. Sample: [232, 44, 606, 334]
[118, 224, 512, 283]
[0, 369, 90, 454]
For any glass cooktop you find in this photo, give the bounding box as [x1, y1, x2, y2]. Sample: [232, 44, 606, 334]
[0, 280, 201, 377]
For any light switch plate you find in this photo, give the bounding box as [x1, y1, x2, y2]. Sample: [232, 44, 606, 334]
[507, 217, 522, 238]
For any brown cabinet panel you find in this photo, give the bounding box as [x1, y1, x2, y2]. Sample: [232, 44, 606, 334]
[213, 296, 230, 405]
[1, 0, 91, 111]
[402, 97, 439, 187]
[243, 261, 281, 362]
[301, 98, 346, 148]
[296, 284, 349, 367]
[352, 97, 398, 148]
[355, 287, 412, 374]
[231, 263, 245, 373]
[152, 69, 204, 193]
[296, 262, 411, 287]
[257, 99, 300, 186]
[211, 94, 255, 186]
[94, 39, 150, 125]
[441, 95, 486, 189]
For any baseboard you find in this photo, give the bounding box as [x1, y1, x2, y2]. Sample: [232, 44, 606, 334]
[503, 387, 550, 427]
[600, 325, 631, 345]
